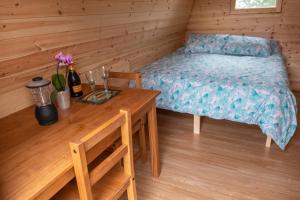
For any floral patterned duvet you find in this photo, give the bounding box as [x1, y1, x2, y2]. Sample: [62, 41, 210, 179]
[138, 47, 297, 150]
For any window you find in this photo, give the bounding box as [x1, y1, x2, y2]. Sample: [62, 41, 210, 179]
[231, 0, 282, 14]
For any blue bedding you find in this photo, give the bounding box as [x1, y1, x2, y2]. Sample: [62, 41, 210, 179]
[138, 45, 297, 150]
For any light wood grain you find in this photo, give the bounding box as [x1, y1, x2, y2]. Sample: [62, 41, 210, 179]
[0, 0, 194, 118]
[0, 86, 160, 200]
[266, 135, 272, 147]
[120, 109, 137, 200]
[70, 142, 93, 200]
[134, 107, 300, 199]
[147, 102, 161, 177]
[109, 71, 142, 88]
[193, 115, 201, 134]
[52, 165, 131, 200]
[188, 0, 300, 91]
[89, 144, 128, 186]
[138, 117, 147, 161]
[107, 71, 147, 162]
[59, 109, 136, 200]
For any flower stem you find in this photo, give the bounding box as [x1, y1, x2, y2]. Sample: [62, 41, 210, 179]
[57, 62, 65, 91]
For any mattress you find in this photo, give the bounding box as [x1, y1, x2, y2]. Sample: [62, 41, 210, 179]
[138, 46, 297, 150]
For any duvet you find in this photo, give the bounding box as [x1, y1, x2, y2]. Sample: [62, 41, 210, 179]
[138, 45, 297, 150]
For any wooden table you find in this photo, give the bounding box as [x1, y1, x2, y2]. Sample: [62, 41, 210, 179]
[0, 86, 160, 200]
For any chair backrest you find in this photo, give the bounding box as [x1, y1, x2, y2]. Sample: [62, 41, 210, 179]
[78, 59, 141, 89]
[69, 109, 137, 200]
[109, 71, 142, 89]
[108, 59, 131, 88]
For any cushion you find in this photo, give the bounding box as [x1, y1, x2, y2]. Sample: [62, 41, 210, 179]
[222, 35, 271, 57]
[185, 33, 229, 54]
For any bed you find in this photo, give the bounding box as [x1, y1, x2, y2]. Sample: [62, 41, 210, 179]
[137, 34, 297, 150]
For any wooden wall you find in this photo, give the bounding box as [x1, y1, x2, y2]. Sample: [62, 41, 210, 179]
[188, 0, 300, 91]
[0, 0, 194, 118]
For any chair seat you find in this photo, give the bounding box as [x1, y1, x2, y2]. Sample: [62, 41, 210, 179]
[52, 165, 130, 200]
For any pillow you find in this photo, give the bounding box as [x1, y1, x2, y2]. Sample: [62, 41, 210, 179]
[185, 33, 229, 54]
[222, 35, 271, 57]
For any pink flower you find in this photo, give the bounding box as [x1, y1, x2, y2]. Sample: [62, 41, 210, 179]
[64, 55, 73, 65]
[55, 52, 64, 61]
[55, 52, 73, 65]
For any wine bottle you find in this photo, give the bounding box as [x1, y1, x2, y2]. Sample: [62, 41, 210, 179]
[68, 64, 83, 97]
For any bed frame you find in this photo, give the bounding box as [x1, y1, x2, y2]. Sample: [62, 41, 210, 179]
[193, 115, 272, 147]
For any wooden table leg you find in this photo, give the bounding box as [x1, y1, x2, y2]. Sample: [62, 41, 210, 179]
[147, 102, 161, 177]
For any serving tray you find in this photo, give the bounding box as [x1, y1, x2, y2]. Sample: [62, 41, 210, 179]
[79, 89, 120, 105]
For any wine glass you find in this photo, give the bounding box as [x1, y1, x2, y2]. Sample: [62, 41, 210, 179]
[85, 70, 99, 103]
[100, 66, 110, 96]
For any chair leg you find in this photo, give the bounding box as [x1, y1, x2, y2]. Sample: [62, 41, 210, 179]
[265, 135, 272, 148]
[138, 118, 147, 162]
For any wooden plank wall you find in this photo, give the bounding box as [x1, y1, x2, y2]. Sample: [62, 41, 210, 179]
[188, 0, 300, 91]
[0, 0, 194, 118]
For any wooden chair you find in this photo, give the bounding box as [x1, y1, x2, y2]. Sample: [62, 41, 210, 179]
[108, 71, 147, 162]
[52, 109, 137, 200]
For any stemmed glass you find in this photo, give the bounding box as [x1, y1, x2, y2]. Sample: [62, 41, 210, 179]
[100, 66, 110, 97]
[85, 70, 99, 103]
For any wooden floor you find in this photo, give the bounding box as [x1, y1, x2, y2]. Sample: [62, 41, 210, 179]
[134, 108, 300, 200]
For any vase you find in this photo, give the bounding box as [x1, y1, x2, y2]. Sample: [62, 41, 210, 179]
[57, 89, 70, 110]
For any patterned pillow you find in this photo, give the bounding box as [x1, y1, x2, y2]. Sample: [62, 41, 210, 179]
[185, 33, 229, 54]
[222, 35, 271, 57]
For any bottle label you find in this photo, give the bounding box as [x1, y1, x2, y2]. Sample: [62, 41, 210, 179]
[72, 85, 82, 93]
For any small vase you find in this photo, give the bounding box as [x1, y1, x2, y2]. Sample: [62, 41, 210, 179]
[57, 89, 70, 110]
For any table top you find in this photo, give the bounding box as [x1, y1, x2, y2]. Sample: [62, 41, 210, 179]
[0, 86, 159, 200]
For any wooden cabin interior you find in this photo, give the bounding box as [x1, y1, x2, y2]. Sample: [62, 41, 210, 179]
[0, 0, 300, 199]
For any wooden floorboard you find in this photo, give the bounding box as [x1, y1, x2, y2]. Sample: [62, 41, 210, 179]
[134, 105, 300, 199]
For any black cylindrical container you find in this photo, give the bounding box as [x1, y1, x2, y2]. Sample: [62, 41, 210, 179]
[35, 104, 58, 126]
